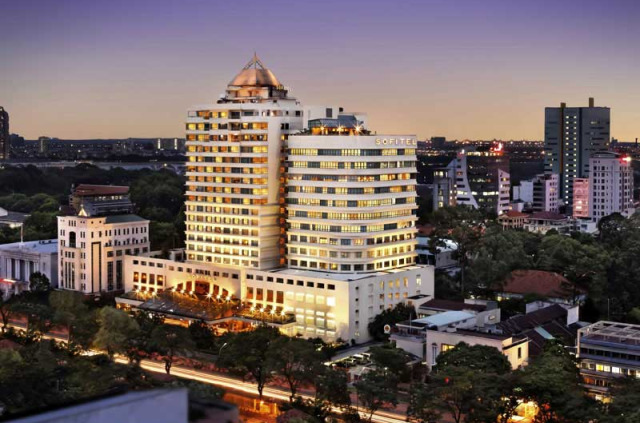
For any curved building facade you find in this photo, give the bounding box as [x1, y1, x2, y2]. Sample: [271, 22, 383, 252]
[286, 135, 418, 273]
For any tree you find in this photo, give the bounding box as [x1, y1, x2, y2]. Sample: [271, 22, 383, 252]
[314, 367, 351, 410]
[601, 377, 640, 423]
[466, 227, 540, 295]
[49, 290, 88, 348]
[355, 369, 399, 422]
[218, 325, 281, 399]
[537, 235, 609, 304]
[413, 343, 513, 423]
[150, 324, 194, 375]
[188, 319, 216, 351]
[407, 383, 442, 423]
[368, 346, 412, 382]
[11, 301, 53, 340]
[518, 341, 598, 423]
[29, 272, 51, 293]
[429, 206, 488, 291]
[0, 295, 14, 332]
[93, 307, 140, 359]
[367, 303, 415, 341]
[266, 337, 322, 401]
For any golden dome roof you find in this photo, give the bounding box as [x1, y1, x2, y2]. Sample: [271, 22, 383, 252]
[228, 54, 281, 87]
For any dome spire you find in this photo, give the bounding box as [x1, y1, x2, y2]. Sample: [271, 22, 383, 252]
[229, 53, 281, 87]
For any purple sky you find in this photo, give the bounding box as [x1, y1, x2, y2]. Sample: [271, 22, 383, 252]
[1, 0, 639, 141]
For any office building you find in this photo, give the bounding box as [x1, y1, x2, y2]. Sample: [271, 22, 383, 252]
[544, 98, 610, 205]
[513, 180, 534, 204]
[573, 178, 590, 218]
[577, 321, 640, 401]
[531, 173, 560, 213]
[431, 161, 456, 211]
[0, 106, 8, 160]
[588, 151, 634, 221]
[184, 54, 304, 270]
[454, 145, 511, 215]
[58, 185, 149, 294]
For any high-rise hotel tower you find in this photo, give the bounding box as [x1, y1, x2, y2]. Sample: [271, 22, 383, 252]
[120, 56, 434, 342]
[286, 135, 418, 273]
[185, 55, 303, 269]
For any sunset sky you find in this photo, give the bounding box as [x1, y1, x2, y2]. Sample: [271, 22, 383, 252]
[1, 0, 639, 141]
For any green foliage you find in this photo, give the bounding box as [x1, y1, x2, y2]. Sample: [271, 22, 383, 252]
[354, 369, 399, 422]
[29, 271, 51, 292]
[218, 325, 282, 399]
[466, 227, 541, 294]
[266, 336, 323, 400]
[93, 307, 140, 359]
[0, 165, 185, 249]
[367, 302, 415, 341]
[518, 341, 598, 423]
[188, 320, 216, 351]
[410, 343, 514, 423]
[537, 234, 609, 303]
[601, 377, 640, 423]
[150, 324, 195, 375]
[49, 290, 90, 349]
[368, 345, 412, 382]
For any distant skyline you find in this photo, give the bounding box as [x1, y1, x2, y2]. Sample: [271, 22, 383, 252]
[1, 0, 639, 141]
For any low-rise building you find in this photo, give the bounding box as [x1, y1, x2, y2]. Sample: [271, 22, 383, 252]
[577, 321, 640, 401]
[415, 236, 458, 269]
[523, 211, 573, 234]
[498, 210, 529, 230]
[0, 239, 58, 297]
[426, 327, 528, 370]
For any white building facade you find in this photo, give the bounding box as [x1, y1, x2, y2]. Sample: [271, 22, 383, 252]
[184, 55, 304, 270]
[588, 152, 634, 221]
[531, 173, 560, 213]
[116, 55, 435, 343]
[58, 215, 149, 294]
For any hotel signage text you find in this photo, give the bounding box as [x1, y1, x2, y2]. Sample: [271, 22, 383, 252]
[375, 138, 417, 146]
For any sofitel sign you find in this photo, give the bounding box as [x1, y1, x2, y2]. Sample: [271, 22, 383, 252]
[375, 138, 417, 146]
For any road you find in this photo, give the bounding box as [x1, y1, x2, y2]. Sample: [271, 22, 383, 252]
[6, 322, 407, 423]
[120, 358, 408, 423]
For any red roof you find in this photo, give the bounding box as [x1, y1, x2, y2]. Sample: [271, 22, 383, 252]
[502, 270, 572, 298]
[501, 210, 529, 218]
[527, 211, 567, 221]
[73, 184, 129, 197]
[416, 224, 435, 236]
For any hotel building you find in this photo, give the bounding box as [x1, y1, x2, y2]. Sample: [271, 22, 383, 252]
[544, 98, 610, 205]
[117, 56, 434, 343]
[184, 54, 303, 270]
